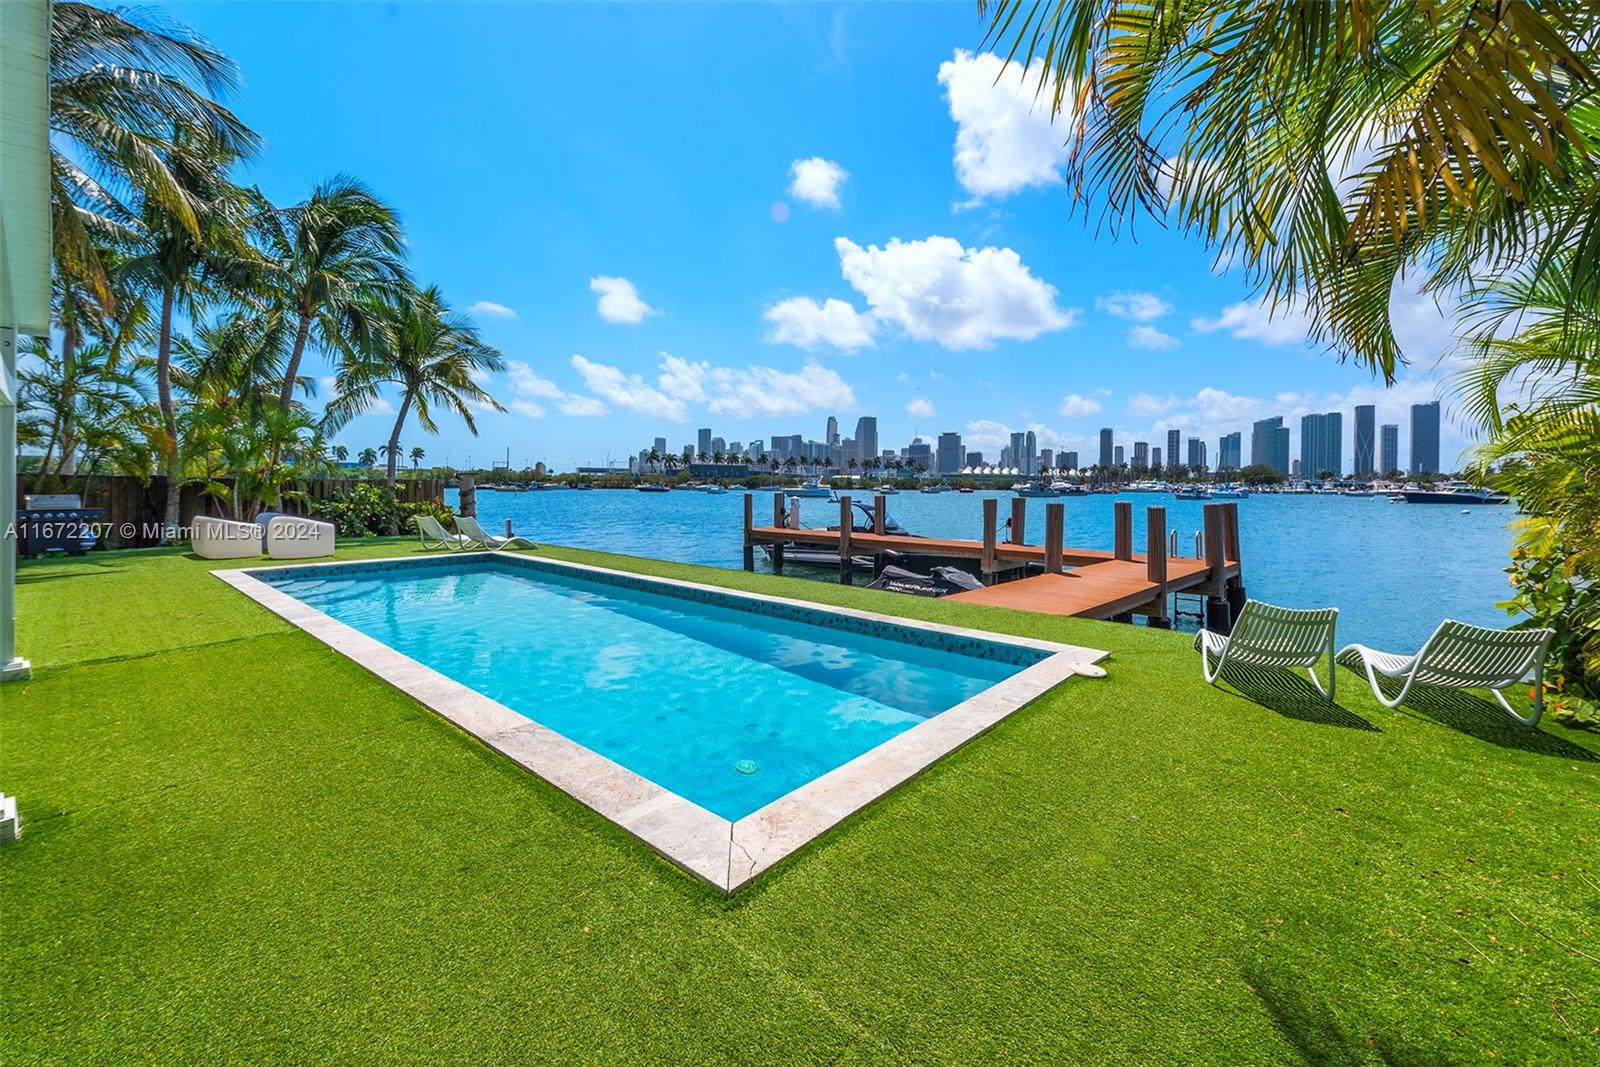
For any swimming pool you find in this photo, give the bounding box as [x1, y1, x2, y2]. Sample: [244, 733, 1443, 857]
[219, 554, 1106, 891]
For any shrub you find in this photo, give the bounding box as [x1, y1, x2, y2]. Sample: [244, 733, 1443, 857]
[1500, 543, 1599, 728]
[316, 483, 452, 537]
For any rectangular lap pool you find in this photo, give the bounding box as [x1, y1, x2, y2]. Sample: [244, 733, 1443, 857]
[220, 554, 1106, 891]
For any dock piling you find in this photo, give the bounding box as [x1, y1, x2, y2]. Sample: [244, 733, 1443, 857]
[1221, 501, 1247, 618]
[981, 498, 998, 584]
[837, 496, 853, 585]
[1146, 506, 1170, 628]
[1113, 501, 1133, 561]
[1044, 503, 1064, 573]
[1009, 497, 1027, 545]
[1202, 503, 1231, 633]
[742, 493, 754, 572]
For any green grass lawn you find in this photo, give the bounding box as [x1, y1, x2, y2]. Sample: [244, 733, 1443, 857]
[3, 540, 1596, 1063]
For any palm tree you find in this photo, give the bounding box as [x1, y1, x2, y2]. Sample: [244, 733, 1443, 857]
[19, 339, 152, 482]
[334, 285, 503, 529]
[48, 3, 258, 317]
[331, 444, 349, 463]
[118, 130, 260, 535]
[979, 2, 1600, 380]
[252, 175, 406, 408]
[357, 447, 378, 467]
[410, 446, 425, 470]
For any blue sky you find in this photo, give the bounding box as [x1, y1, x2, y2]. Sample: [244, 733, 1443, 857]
[167, 1, 1464, 471]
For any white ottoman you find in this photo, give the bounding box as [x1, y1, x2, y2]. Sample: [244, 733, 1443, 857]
[264, 515, 336, 560]
[192, 516, 262, 560]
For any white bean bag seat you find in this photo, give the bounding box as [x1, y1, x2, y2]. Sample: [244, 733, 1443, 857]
[192, 516, 262, 560]
[264, 515, 336, 560]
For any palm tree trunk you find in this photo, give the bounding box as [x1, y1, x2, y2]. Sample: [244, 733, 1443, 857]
[279, 308, 313, 408]
[157, 285, 181, 539]
[56, 320, 79, 477]
[383, 391, 412, 533]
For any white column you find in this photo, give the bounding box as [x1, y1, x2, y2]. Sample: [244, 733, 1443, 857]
[1, 328, 27, 680]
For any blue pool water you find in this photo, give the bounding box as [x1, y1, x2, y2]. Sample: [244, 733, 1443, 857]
[261, 558, 1043, 820]
[451, 488, 1518, 652]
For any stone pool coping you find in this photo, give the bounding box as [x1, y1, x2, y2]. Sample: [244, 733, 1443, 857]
[215, 552, 1109, 893]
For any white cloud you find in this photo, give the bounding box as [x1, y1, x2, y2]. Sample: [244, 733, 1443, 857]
[571, 354, 686, 420]
[705, 361, 856, 418]
[558, 395, 607, 417]
[1128, 392, 1180, 417]
[468, 300, 518, 320]
[1059, 393, 1101, 417]
[1128, 324, 1179, 351]
[763, 296, 876, 350]
[656, 353, 709, 402]
[906, 396, 935, 419]
[1191, 298, 1315, 346]
[835, 235, 1076, 349]
[365, 396, 394, 416]
[589, 276, 656, 324]
[505, 361, 564, 400]
[938, 50, 1068, 201]
[788, 157, 848, 209]
[508, 399, 547, 418]
[1096, 291, 1171, 321]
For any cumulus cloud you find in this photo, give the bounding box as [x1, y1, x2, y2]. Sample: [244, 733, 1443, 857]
[763, 296, 876, 350]
[906, 396, 935, 419]
[788, 157, 849, 209]
[468, 300, 518, 320]
[705, 361, 856, 418]
[1059, 393, 1101, 417]
[1191, 298, 1315, 345]
[1128, 392, 1180, 417]
[589, 276, 656, 324]
[1096, 291, 1171, 321]
[834, 235, 1076, 349]
[1128, 324, 1179, 351]
[571, 354, 685, 420]
[558, 395, 607, 417]
[507, 399, 546, 418]
[506, 361, 564, 400]
[938, 50, 1068, 201]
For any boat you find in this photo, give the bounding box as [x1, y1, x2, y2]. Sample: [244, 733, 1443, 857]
[698, 484, 727, 495]
[786, 477, 833, 499]
[920, 484, 948, 494]
[575, 483, 593, 491]
[1015, 480, 1059, 498]
[636, 483, 671, 493]
[1396, 481, 1509, 505]
[1172, 486, 1210, 500]
[875, 485, 899, 495]
[958, 487, 975, 494]
[760, 500, 920, 571]
[1210, 487, 1249, 499]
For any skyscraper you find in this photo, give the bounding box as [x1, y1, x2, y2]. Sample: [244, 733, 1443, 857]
[1114, 445, 1125, 466]
[1299, 411, 1343, 479]
[936, 432, 964, 475]
[653, 436, 667, 457]
[1166, 429, 1181, 470]
[1187, 437, 1207, 471]
[1410, 401, 1441, 474]
[1218, 432, 1242, 470]
[1061, 451, 1079, 470]
[1251, 416, 1291, 474]
[1009, 432, 1026, 475]
[853, 416, 878, 468]
[1098, 428, 1114, 468]
[1353, 404, 1376, 477]
[1024, 430, 1038, 475]
[1133, 441, 1149, 469]
[826, 416, 838, 447]
[1380, 424, 1399, 475]
[1039, 448, 1053, 472]
[1151, 446, 1162, 470]
[696, 427, 712, 458]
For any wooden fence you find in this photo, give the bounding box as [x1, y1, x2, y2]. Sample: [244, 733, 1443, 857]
[15, 476, 445, 548]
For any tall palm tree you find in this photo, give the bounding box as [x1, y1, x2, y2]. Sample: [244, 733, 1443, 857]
[118, 129, 260, 535]
[332, 444, 349, 463]
[409, 446, 426, 470]
[978, 1, 1600, 380]
[19, 339, 151, 481]
[357, 447, 378, 467]
[334, 285, 504, 529]
[49, 2, 258, 316]
[252, 175, 407, 407]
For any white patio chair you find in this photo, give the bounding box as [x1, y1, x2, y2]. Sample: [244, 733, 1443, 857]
[1194, 599, 1340, 702]
[455, 514, 537, 551]
[414, 514, 476, 551]
[264, 515, 335, 559]
[192, 516, 261, 560]
[1337, 621, 1556, 725]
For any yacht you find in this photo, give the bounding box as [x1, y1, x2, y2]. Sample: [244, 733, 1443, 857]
[1397, 481, 1509, 505]
[786, 477, 834, 499]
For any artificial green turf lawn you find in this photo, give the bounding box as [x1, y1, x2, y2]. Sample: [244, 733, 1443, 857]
[2, 540, 1596, 1064]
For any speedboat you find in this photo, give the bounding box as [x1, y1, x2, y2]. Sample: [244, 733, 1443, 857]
[1015, 480, 1059, 498]
[699, 484, 727, 494]
[786, 477, 833, 498]
[920, 484, 948, 494]
[761, 500, 920, 571]
[1172, 486, 1210, 500]
[1397, 481, 1509, 505]
[636, 483, 671, 493]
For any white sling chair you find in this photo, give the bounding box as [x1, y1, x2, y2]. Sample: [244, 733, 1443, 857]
[1195, 600, 1340, 702]
[414, 514, 476, 551]
[454, 514, 537, 551]
[1337, 621, 1556, 725]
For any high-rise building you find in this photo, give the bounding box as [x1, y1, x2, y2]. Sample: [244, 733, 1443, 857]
[1292, 459, 1301, 478]
[1380, 424, 1399, 475]
[826, 416, 838, 447]
[1061, 451, 1079, 470]
[1218, 431, 1242, 470]
[696, 428, 712, 458]
[653, 436, 667, 457]
[710, 435, 726, 456]
[966, 451, 985, 467]
[1098, 428, 1114, 468]
[1024, 430, 1038, 475]
[1114, 445, 1125, 466]
[1151, 446, 1162, 470]
[1251, 416, 1291, 474]
[1410, 401, 1441, 474]
[936, 432, 964, 475]
[748, 439, 764, 460]
[1353, 404, 1376, 477]
[853, 416, 878, 468]
[1187, 437, 1207, 471]
[1299, 411, 1343, 479]
[1009, 432, 1027, 475]
[1133, 441, 1149, 469]
[1039, 448, 1053, 472]
[1167, 429, 1181, 469]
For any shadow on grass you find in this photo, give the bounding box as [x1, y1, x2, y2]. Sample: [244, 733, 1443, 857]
[1396, 689, 1600, 762]
[1214, 663, 1380, 731]
[1240, 962, 1453, 1066]
[16, 560, 129, 584]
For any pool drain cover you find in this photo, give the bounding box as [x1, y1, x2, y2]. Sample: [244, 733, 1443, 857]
[734, 759, 759, 775]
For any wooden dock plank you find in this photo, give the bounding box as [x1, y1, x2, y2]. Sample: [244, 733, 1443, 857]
[945, 557, 1229, 620]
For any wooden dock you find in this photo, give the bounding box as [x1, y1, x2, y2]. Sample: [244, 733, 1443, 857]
[743, 493, 1246, 629]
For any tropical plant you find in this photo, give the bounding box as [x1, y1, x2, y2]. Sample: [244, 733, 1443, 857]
[357, 447, 378, 467]
[251, 175, 406, 407]
[18, 338, 152, 482]
[409, 446, 426, 469]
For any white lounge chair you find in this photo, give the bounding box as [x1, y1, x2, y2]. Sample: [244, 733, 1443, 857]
[455, 514, 537, 551]
[1194, 599, 1340, 702]
[414, 514, 476, 551]
[192, 516, 261, 560]
[263, 514, 335, 559]
[1337, 621, 1556, 725]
